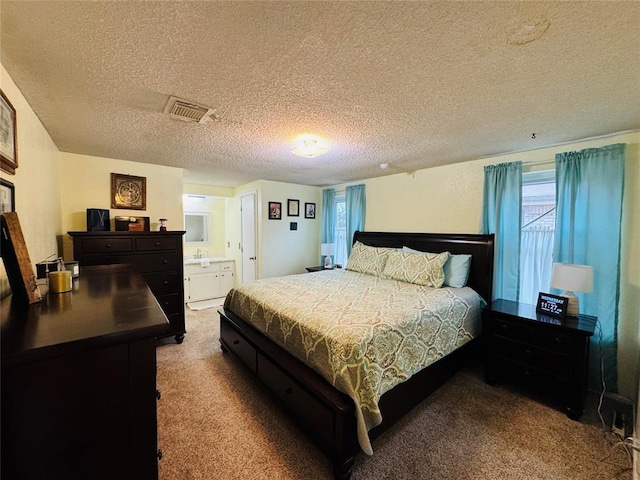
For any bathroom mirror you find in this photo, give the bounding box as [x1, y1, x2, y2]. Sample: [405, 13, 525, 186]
[184, 212, 210, 245]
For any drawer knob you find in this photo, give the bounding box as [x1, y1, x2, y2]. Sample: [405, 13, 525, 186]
[163, 280, 169, 285]
[162, 259, 169, 264]
[233, 340, 240, 345]
[284, 387, 293, 396]
[155, 241, 161, 247]
[525, 349, 532, 355]
[105, 243, 111, 248]
[156, 389, 161, 401]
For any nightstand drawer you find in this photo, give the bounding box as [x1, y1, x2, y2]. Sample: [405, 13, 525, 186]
[492, 316, 575, 353]
[494, 356, 567, 390]
[491, 336, 573, 379]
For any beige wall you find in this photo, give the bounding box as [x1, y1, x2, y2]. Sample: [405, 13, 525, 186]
[58, 152, 183, 259]
[230, 180, 322, 281]
[0, 65, 61, 296]
[333, 131, 640, 400]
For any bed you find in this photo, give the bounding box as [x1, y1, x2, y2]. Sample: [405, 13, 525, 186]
[218, 231, 494, 479]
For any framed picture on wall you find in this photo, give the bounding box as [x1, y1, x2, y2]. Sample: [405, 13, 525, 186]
[268, 201, 282, 220]
[0, 90, 18, 175]
[111, 173, 146, 210]
[1, 178, 15, 213]
[305, 202, 316, 219]
[287, 199, 299, 217]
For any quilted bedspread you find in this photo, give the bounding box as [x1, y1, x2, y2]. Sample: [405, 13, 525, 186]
[223, 269, 483, 455]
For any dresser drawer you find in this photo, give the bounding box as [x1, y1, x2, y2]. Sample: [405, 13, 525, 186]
[135, 237, 178, 252]
[491, 336, 573, 379]
[492, 316, 575, 353]
[143, 272, 181, 296]
[220, 320, 257, 373]
[258, 352, 334, 451]
[81, 238, 133, 253]
[156, 293, 183, 316]
[133, 254, 178, 273]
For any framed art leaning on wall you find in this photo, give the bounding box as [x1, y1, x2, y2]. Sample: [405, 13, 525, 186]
[0, 90, 18, 175]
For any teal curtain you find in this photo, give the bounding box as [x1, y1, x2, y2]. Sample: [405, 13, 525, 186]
[554, 143, 625, 392]
[481, 161, 522, 301]
[345, 184, 366, 256]
[321, 188, 336, 264]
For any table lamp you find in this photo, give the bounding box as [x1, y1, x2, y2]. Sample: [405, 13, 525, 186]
[321, 243, 335, 269]
[550, 263, 593, 316]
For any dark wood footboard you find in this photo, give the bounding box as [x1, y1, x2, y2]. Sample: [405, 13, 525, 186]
[219, 306, 480, 479]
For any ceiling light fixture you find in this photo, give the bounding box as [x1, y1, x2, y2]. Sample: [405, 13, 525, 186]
[290, 134, 329, 158]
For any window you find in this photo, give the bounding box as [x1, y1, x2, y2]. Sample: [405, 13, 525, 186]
[519, 170, 555, 305]
[334, 194, 347, 266]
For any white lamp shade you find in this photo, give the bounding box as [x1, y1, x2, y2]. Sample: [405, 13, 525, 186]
[321, 243, 335, 256]
[550, 263, 593, 292]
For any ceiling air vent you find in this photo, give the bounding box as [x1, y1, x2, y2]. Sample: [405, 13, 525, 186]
[163, 96, 216, 124]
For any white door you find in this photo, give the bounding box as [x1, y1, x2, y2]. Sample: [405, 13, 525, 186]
[240, 192, 257, 283]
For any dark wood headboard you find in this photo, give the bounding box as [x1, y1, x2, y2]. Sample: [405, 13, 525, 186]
[352, 231, 495, 303]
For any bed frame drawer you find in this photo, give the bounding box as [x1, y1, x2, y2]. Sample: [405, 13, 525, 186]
[258, 352, 334, 451]
[220, 319, 257, 374]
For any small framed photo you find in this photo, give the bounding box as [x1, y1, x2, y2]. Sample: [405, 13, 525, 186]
[305, 202, 316, 219]
[287, 199, 299, 217]
[268, 201, 282, 220]
[0, 90, 18, 175]
[536, 292, 568, 319]
[111, 173, 146, 210]
[0, 178, 15, 213]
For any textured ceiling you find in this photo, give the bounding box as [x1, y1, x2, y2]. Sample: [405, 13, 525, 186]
[1, 1, 639, 187]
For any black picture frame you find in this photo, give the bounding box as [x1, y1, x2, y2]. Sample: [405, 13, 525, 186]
[0, 90, 18, 175]
[111, 173, 146, 210]
[268, 201, 282, 220]
[305, 202, 316, 219]
[0, 178, 15, 213]
[536, 292, 568, 319]
[287, 199, 299, 217]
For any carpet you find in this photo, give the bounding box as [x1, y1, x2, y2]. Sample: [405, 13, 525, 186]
[156, 308, 632, 480]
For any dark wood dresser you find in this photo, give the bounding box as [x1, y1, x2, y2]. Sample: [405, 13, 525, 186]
[1, 265, 169, 480]
[68, 231, 186, 343]
[483, 298, 597, 419]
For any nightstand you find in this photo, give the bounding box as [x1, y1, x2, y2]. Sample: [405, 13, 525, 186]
[305, 266, 332, 272]
[483, 299, 597, 420]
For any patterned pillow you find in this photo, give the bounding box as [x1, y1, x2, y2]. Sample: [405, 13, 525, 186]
[381, 250, 450, 287]
[403, 246, 472, 288]
[345, 241, 395, 276]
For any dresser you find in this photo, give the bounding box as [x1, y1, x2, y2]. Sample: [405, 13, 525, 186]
[1, 265, 169, 480]
[483, 299, 597, 419]
[68, 231, 186, 343]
